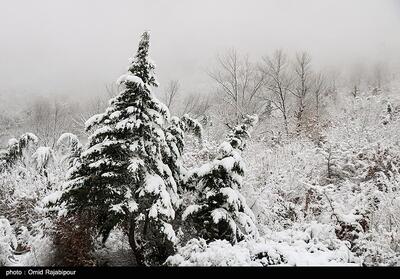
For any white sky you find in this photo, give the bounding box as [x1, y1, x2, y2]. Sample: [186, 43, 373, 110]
[0, 0, 399, 99]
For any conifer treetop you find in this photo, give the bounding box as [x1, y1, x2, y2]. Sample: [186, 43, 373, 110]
[127, 31, 159, 88]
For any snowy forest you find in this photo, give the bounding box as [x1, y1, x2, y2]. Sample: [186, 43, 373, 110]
[1, 1, 400, 268]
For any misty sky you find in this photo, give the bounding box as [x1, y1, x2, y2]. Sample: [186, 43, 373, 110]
[0, 0, 399, 99]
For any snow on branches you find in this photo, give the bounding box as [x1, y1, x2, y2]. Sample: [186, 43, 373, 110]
[0, 133, 38, 171]
[60, 31, 181, 266]
[182, 114, 259, 244]
[0, 218, 17, 266]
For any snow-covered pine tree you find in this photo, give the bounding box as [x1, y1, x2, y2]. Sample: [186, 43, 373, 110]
[182, 115, 259, 244]
[60, 32, 180, 266]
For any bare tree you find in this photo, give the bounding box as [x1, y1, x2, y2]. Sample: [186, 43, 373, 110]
[261, 49, 293, 136]
[348, 63, 365, 98]
[312, 72, 326, 121]
[71, 95, 108, 136]
[163, 80, 180, 112]
[292, 51, 313, 132]
[370, 62, 389, 93]
[179, 93, 212, 118]
[325, 67, 340, 96]
[71, 84, 118, 135]
[0, 113, 17, 146]
[208, 48, 265, 123]
[105, 82, 120, 98]
[26, 97, 72, 148]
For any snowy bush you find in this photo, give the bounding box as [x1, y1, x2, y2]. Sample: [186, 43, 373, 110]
[12, 219, 57, 266]
[0, 218, 17, 266]
[0, 133, 38, 172]
[167, 223, 358, 267]
[244, 139, 326, 230]
[166, 238, 260, 266]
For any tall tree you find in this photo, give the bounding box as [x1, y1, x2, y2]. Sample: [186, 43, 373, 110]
[312, 72, 326, 121]
[163, 80, 180, 113]
[208, 49, 265, 124]
[27, 97, 71, 148]
[292, 51, 312, 133]
[60, 32, 180, 266]
[348, 62, 365, 98]
[262, 49, 293, 136]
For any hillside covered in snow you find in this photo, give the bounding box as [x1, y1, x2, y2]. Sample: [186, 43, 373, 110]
[1, 30, 400, 267]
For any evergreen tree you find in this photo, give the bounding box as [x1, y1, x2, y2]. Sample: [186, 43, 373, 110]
[182, 115, 259, 244]
[60, 32, 180, 265]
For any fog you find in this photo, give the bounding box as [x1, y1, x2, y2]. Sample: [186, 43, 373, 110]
[0, 0, 399, 98]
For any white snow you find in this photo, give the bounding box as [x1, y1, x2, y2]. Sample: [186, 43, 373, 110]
[116, 74, 144, 88]
[85, 113, 104, 130]
[144, 174, 164, 195]
[182, 205, 203, 220]
[127, 158, 144, 173]
[110, 204, 125, 214]
[41, 191, 62, 206]
[161, 222, 177, 243]
[32, 146, 54, 170]
[7, 138, 18, 147]
[127, 200, 138, 213]
[211, 208, 229, 224]
[56, 133, 81, 149]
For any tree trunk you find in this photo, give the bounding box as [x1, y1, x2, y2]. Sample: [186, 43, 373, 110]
[128, 217, 145, 266]
[283, 114, 289, 137]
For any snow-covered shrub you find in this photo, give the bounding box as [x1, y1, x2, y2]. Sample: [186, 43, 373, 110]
[32, 146, 55, 173]
[182, 139, 219, 170]
[0, 168, 54, 227]
[0, 133, 38, 172]
[166, 238, 260, 266]
[166, 237, 287, 266]
[259, 222, 358, 266]
[167, 222, 357, 267]
[14, 218, 57, 266]
[0, 218, 17, 266]
[354, 232, 400, 266]
[244, 139, 326, 231]
[0, 133, 66, 267]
